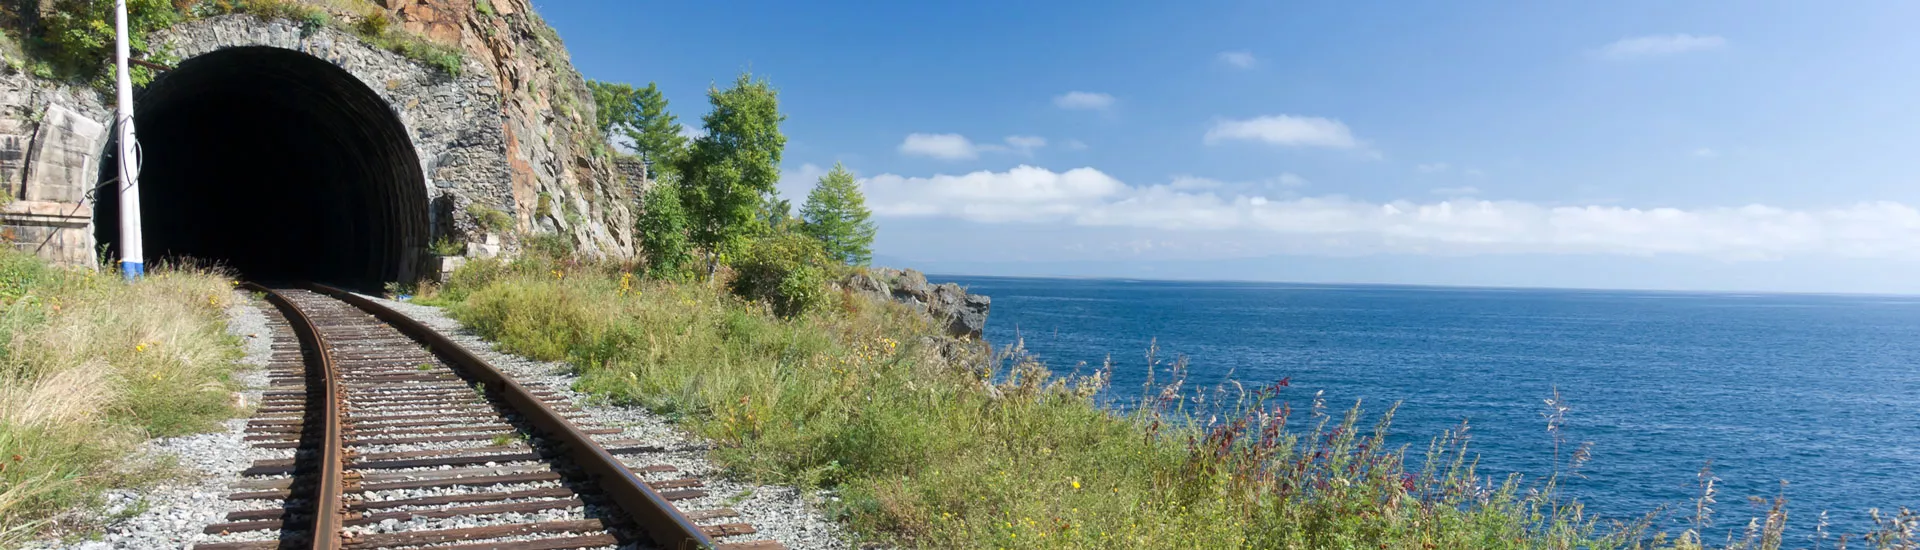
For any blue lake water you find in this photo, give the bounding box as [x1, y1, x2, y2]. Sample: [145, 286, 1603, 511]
[933, 274, 1920, 535]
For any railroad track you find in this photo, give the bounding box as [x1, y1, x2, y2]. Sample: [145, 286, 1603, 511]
[193, 283, 784, 550]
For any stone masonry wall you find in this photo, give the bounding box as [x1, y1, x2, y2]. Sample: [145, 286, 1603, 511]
[0, 63, 111, 267]
[153, 15, 517, 244]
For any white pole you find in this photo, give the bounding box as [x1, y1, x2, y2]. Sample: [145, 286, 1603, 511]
[113, 0, 143, 279]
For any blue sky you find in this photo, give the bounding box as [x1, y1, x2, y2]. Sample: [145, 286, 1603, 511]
[539, 1, 1920, 293]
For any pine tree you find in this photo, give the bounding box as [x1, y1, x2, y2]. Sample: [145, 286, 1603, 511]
[800, 163, 876, 266]
[588, 80, 688, 176]
[675, 73, 787, 272]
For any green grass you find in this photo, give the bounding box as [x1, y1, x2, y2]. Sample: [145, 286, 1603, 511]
[422, 254, 1916, 550]
[0, 249, 242, 546]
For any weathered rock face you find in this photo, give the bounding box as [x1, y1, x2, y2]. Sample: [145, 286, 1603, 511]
[848, 267, 992, 340]
[378, 0, 638, 259]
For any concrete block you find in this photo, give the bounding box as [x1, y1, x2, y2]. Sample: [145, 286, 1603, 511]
[435, 255, 466, 279]
[25, 104, 106, 204]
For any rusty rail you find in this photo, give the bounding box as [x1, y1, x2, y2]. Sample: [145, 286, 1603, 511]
[244, 283, 345, 550]
[302, 283, 719, 550]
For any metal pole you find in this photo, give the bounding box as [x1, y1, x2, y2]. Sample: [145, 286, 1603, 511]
[113, 0, 144, 279]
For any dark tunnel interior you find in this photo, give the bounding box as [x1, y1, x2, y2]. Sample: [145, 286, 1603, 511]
[95, 46, 427, 289]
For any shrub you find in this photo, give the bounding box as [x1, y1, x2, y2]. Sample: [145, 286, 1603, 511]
[467, 204, 513, 233]
[524, 232, 575, 259]
[726, 229, 832, 318]
[344, 7, 461, 76]
[636, 183, 693, 279]
[428, 236, 463, 256]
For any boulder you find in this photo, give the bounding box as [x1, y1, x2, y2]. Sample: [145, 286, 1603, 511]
[851, 267, 991, 340]
[948, 293, 990, 340]
[847, 271, 888, 298]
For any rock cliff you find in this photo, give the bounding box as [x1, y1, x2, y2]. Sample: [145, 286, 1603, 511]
[375, 0, 636, 258]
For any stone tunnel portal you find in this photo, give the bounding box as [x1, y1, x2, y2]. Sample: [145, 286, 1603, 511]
[94, 46, 428, 289]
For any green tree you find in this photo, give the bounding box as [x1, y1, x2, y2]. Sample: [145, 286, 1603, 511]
[675, 73, 787, 274]
[588, 80, 687, 176]
[635, 182, 693, 279]
[799, 163, 876, 266]
[37, 0, 179, 86]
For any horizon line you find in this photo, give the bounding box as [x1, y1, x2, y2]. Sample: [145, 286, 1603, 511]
[893, 269, 1920, 300]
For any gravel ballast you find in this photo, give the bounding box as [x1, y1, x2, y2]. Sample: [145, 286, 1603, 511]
[29, 290, 856, 550]
[363, 294, 857, 550]
[29, 289, 283, 550]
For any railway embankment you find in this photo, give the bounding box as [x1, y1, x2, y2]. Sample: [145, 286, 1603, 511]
[0, 249, 248, 547]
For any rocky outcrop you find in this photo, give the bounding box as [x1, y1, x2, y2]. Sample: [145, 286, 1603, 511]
[847, 268, 991, 340]
[377, 0, 639, 259]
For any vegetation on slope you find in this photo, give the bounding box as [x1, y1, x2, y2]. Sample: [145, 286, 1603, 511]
[464, 52, 1920, 548]
[1, 0, 462, 88]
[421, 246, 1914, 549]
[0, 247, 244, 546]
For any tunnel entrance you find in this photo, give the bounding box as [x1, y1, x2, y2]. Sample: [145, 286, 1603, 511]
[95, 46, 428, 288]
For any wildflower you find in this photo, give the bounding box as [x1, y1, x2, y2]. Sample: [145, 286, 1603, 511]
[1071, 479, 1081, 490]
[135, 343, 148, 353]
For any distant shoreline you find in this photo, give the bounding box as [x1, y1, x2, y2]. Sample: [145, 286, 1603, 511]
[918, 270, 1920, 299]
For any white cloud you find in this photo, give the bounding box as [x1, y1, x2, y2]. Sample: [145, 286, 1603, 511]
[1417, 162, 1451, 173]
[1464, 168, 1487, 178]
[899, 133, 1052, 160]
[1596, 34, 1727, 60]
[1693, 148, 1719, 158]
[861, 165, 1920, 260]
[1205, 115, 1365, 150]
[1217, 51, 1257, 69]
[899, 133, 981, 160]
[903, 133, 1059, 160]
[1431, 186, 1481, 196]
[1054, 91, 1116, 110]
[1003, 135, 1047, 156]
[1168, 173, 1309, 192]
[678, 125, 707, 140]
[774, 163, 830, 209]
[863, 165, 1126, 223]
[1063, 139, 1090, 151]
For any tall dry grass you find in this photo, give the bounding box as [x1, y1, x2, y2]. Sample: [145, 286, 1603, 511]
[0, 250, 242, 546]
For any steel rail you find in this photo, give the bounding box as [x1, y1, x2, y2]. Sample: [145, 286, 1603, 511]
[302, 283, 719, 550]
[244, 283, 345, 550]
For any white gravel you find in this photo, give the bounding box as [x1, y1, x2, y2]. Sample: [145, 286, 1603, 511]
[27, 289, 286, 550]
[363, 294, 857, 550]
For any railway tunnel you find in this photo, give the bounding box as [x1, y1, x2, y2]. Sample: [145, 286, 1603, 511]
[94, 46, 429, 289]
